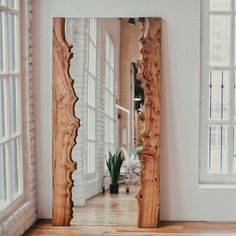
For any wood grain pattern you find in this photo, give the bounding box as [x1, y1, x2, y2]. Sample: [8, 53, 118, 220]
[52, 17, 80, 226]
[136, 18, 161, 228]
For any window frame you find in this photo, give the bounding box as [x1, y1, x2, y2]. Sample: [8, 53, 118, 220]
[200, 0, 236, 184]
[0, 0, 29, 221]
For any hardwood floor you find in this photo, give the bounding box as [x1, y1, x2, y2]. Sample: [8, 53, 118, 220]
[71, 185, 138, 226]
[25, 185, 236, 235]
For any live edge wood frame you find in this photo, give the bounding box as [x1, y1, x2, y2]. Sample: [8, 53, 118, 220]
[52, 17, 161, 228]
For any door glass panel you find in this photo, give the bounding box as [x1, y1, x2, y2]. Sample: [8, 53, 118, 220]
[210, 0, 231, 11]
[208, 125, 228, 174]
[209, 15, 230, 66]
[209, 70, 230, 121]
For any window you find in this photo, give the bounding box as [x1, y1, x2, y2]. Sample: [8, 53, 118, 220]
[0, 0, 22, 209]
[85, 18, 97, 174]
[200, 0, 236, 183]
[104, 33, 116, 157]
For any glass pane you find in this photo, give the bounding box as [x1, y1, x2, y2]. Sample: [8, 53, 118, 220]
[110, 70, 114, 92]
[110, 43, 115, 69]
[109, 95, 114, 117]
[234, 18, 236, 65]
[89, 44, 93, 75]
[105, 63, 109, 89]
[105, 116, 108, 142]
[93, 47, 97, 76]
[0, 144, 6, 206]
[209, 15, 230, 66]
[11, 138, 19, 197]
[9, 77, 17, 133]
[209, 70, 229, 120]
[89, 18, 97, 44]
[0, 78, 5, 139]
[208, 125, 228, 174]
[105, 144, 108, 159]
[88, 43, 96, 77]
[8, 13, 17, 72]
[233, 126, 236, 173]
[0, 0, 6, 6]
[86, 141, 95, 173]
[0, 12, 4, 72]
[105, 35, 110, 62]
[234, 72, 236, 121]
[87, 107, 95, 140]
[8, 0, 18, 9]
[105, 90, 109, 115]
[86, 142, 90, 172]
[210, 0, 231, 11]
[110, 119, 114, 143]
[87, 76, 95, 108]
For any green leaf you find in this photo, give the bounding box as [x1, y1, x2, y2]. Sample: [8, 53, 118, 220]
[106, 151, 124, 185]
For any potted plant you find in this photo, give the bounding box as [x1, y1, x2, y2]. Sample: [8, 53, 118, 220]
[106, 151, 124, 194]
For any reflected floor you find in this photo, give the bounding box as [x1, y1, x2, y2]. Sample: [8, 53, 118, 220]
[71, 185, 139, 226]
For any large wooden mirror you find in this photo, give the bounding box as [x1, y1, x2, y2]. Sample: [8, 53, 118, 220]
[52, 17, 161, 228]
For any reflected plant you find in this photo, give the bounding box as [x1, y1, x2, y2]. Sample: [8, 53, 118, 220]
[106, 151, 124, 185]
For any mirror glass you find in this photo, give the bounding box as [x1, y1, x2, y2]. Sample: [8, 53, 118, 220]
[65, 17, 144, 227]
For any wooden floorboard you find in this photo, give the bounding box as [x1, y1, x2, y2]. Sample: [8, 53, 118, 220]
[25, 186, 236, 235]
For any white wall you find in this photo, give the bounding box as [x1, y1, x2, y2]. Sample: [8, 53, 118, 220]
[33, 0, 236, 221]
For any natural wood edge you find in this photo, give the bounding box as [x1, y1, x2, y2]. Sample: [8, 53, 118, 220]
[136, 17, 161, 228]
[52, 17, 80, 226]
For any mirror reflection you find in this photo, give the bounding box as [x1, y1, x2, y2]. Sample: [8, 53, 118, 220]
[65, 17, 144, 226]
